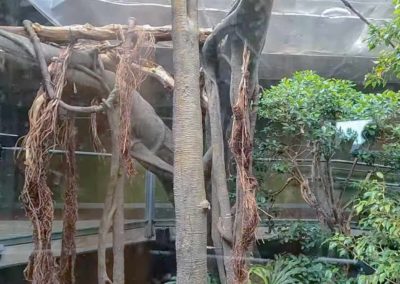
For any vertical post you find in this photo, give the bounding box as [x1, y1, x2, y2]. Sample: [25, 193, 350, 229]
[145, 170, 155, 239]
[171, 0, 208, 283]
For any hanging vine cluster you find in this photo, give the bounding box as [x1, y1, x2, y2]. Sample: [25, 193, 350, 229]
[21, 46, 72, 284]
[229, 47, 260, 283]
[19, 18, 154, 284]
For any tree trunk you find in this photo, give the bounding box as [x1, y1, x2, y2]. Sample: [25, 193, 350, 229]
[97, 108, 123, 284]
[206, 77, 234, 283]
[112, 171, 125, 284]
[171, 0, 208, 283]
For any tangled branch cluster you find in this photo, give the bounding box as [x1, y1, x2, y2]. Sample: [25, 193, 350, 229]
[116, 25, 155, 176]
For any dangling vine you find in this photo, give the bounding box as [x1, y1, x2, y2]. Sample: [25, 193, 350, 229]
[229, 47, 259, 283]
[59, 118, 78, 284]
[21, 42, 72, 283]
[18, 17, 154, 284]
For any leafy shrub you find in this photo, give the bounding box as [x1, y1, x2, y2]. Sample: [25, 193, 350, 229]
[257, 71, 399, 156]
[365, 0, 400, 87]
[256, 70, 400, 230]
[267, 221, 331, 253]
[249, 255, 351, 284]
[329, 177, 400, 283]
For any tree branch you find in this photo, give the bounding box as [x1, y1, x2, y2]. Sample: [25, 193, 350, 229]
[339, 0, 395, 48]
[0, 28, 175, 196]
[23, 20, 56, 100]
[0, 23, 211, 44]
[132, 62, 174, 91]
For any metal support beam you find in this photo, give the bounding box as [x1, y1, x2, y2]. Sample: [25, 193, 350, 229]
[145, 170, 156, 239]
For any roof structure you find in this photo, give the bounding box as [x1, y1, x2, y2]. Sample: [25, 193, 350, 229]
[27, 0, 395, 83]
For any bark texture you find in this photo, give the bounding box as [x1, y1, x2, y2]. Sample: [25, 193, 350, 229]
[171, 0, 208, 283]
[202, 0, 273, 282]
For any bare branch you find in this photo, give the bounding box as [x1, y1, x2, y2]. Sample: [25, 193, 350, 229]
[132, 62, 174, 91]
[0, 23, 211, 44]
[270, 177, 295, 197]
[23, 20, 56, 100]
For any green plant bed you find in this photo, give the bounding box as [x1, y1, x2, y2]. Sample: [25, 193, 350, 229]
[249, 254, 356, 284]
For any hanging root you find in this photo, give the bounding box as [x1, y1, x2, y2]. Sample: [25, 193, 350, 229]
[59, 118, 78, 284]
[97, 19, 154, 284]
[116, 19, 155, 176]
[90, 99, 107, 155]
[230, 46, 259, 283]
[21, 47, 72, 284]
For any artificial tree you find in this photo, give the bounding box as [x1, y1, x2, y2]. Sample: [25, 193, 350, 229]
[0, 0, 273, 283]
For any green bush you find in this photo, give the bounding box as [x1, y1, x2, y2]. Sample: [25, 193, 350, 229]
[267, 221, 331, 253]
[329, 177, 400, 283]
[249, 255, 351, 284]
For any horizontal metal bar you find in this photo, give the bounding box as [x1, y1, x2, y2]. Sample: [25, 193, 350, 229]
[334, 176, 400, 187]
[149, 250, 360, 266]
[0, 133, 18, 137]
[1, 146, 112, 157]
[256, 158, 394, 169]
[0, 219, 149, 246]
[317, 257, 358, 265]
[1, 147, 395, 168]
[53, 202, 173, 209]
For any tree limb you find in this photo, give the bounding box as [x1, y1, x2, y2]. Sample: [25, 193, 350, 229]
[23, 20, 56, 100]
[131, 141, 173, 176]
[0, 23, 211, 44]
[0, 28, 176, 199]
[339, 0, 395, 48]
[132, 62, 174, 91]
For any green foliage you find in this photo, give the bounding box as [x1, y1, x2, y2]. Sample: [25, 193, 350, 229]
[365, 0, 400, 87]
[249, 255, 352, 284]
[258, 71, 399, 144]
[369, 123, 400, 169]
[258, 71, 358, 158]
[258, 71, 399, 162]
[249, 256, 302, 284]
[269, 222, 331, 253]
[329, 178, 400, 283]
[256, 70, 400, 193]
[351, 122, 400, 169]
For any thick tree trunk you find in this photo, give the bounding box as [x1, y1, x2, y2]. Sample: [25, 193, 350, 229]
[112, 171, 125, 284]
[211, 188, 226, 284]
[171, 0, 208, 283]
[206, 79, 234, 283]
[97, 109, 122, 284]
[201, 1, 274, 282]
